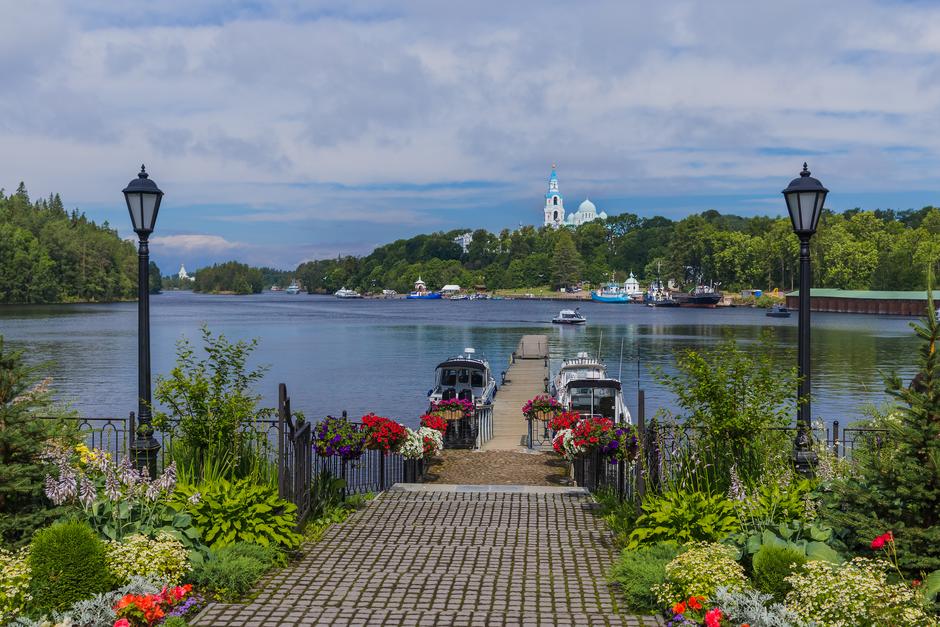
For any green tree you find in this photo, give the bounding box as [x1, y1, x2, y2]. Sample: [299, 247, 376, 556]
[149, 261, 162, 294]
[551, 230, 583, 289]
[0, 337, 77, 547]
[824, 292, 940, 575]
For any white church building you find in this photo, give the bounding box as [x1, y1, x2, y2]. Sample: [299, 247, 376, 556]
[542, 165, 608, 228]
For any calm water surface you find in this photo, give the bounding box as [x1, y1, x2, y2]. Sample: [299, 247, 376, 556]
[0, 291, 921, 428]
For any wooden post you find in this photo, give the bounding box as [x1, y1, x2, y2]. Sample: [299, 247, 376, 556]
[277, 384, 287, 500]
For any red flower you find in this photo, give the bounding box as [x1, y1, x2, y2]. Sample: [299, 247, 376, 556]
[672, 601, 686, 615]
[871, 535, 886, 549]
[704, 607, 723, 627]
[687, 596, 702, 610]
[113, 620, 130, 627]
[913, 579, 922, 587]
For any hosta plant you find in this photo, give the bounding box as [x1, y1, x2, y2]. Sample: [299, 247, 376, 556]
[627, 490, 739, 549]
[653, 542, 747, 607]
[785, 557, 930, 627]
[106, 533, 190, 586]
[174, 477, 302, 550]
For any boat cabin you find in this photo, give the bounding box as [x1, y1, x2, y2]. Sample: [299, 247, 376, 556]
[428, 348, 496, 406]
[563, 378, 631, 424]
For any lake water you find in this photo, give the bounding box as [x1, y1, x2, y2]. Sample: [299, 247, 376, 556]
[0, 291, 923, 428]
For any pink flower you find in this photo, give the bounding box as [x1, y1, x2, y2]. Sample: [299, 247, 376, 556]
[704, 607, 723, 627]
[871, 535, 886, 549]
[113, 619, 130, 627]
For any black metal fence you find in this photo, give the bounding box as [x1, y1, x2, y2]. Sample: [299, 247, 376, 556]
[441, 404, 494, 449]
[571, 389, 890, 503]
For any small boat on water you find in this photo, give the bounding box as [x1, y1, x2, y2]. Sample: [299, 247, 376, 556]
[678, 283, 722, 307]
[591, 281, 631, 303]
[334, 287, 363, 299]
[270, 285, 283, 292]
[285, 281, 301, 295]
[406, 276, 442, 300]
[552, 308, 586, 325]
[552, 352, 632, 424]
[449, 294, 470, 300]
[646, 287, 679, 307]
[766, 304, 791, 318]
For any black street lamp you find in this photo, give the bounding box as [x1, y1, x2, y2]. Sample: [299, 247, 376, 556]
[123, 165, 164, 478]
[782, 163, 828, 475]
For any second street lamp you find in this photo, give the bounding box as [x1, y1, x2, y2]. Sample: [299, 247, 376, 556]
[782, 162, 828, 475]
[124, 165, 164, 478]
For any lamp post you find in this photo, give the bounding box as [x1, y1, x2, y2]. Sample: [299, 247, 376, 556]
[782, 163, 828, 475]
[124, 165, 164, 478]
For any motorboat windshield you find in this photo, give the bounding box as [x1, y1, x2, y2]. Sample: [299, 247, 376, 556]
[428, 349, 496, 406]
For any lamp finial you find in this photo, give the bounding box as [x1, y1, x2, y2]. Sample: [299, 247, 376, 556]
[139, 165, 149, 179]
[801, 162, 810, 177]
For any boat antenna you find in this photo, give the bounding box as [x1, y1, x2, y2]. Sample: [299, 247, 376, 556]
[618, 336, 625, 382]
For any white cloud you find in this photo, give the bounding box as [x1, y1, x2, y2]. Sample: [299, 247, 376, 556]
[151, 233, 240, 253]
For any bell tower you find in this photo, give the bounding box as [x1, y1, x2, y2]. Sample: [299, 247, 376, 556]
[543, 164, 565, 228]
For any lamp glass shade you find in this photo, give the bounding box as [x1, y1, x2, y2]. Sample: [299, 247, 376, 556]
[782, 163, 828, 235]
[123, 166, 163, 235]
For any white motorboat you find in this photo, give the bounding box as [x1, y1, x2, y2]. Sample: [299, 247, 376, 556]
[427, 348, 497, 407]
[334, 287, 363, 299]
[552, 308, 586, 325]
[552, 352, 631, 424]
[285, 281, 301, 294]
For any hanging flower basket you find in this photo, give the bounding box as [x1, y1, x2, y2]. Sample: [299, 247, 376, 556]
[522, 394, 563, 422]
[430, 398, 474, 421]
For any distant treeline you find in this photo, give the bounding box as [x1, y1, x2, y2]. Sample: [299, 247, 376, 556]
[191, 261, 290, 294]
[0, 183, 143, 304]
[295, 207, 940, 293]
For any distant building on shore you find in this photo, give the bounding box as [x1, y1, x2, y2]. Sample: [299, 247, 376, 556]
[178, 264, 194, 282]
[453, 231, 473, 253]
[785, 288, 940, 316]
[542, 165, 607, 228]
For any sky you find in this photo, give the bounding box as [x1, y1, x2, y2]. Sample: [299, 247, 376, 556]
[3, 1, 940, 271]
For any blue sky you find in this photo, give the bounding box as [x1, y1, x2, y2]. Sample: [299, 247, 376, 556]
[2, 1, 940, 271]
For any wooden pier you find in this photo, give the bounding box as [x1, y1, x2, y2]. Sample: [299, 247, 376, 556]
[484, 335, 549, 451]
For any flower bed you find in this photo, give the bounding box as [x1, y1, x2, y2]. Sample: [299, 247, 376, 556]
[420, 413, 448, 435]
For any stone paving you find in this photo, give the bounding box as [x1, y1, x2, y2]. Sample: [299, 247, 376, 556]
[426, 450, 568, 486]
[192, 484, 661, 626]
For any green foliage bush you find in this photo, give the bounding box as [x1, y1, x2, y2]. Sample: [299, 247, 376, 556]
[751, 544, 806, 603]
[105, 533, 190, 586]
[0, 337, 78, 547]
[608, 542, 682, 612]
[785, 557, 930, 626]
[27, 521, 113, 614]
[161, 617, 190, 627]
[189, 543, 280, 602]
[174, 477, 302, 550]
[0, 547, 31, 623]
[653, 334, 796, 491]
[626, 490, 739, 549]
[154, 326, 274, 483]
[822, 295, 940, 576]
[653, 542, 747, 607]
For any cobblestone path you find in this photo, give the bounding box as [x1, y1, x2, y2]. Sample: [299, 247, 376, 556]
[192, 484, 661, 626]
[426, 450, 568, 486]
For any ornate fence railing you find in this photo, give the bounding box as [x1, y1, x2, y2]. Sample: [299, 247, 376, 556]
[441, 404, 494, 449]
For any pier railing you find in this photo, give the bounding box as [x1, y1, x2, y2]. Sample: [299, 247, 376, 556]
[440, 404, 494, 449]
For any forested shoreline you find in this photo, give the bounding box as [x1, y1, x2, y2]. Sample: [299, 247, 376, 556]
[297, 206, 940, 294]
[0, 184, 140, 304]
[3, 181, 940, 302]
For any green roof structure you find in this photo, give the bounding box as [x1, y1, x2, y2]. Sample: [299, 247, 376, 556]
[785, 289, 940, 300]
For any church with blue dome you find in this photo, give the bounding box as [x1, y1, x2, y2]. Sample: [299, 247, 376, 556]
[542, 165, 608, 228]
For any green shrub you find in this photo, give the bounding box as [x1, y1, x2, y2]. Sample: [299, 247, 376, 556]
[106, 532, 190, 585]
[161, 617, 190, 627]
[174, 477, 303, 550]
[27, 521, 113, 614]
[609, 542, 682, 612]
[0, 547, 31, 623]
[627, 490, 739, 549]
[751, 544, 806, 603]
[785, 557, 930, 626]
[653, 542, 747, 607]
[189, 543, 279, 602]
